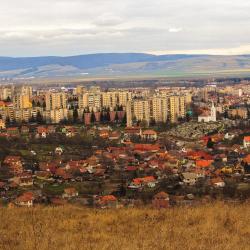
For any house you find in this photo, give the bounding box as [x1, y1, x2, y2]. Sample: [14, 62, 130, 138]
[0, 181, 6, 190]
[7, 127, 19, 136]
[97, 195, 118, 208]
[18, 172, 33, 186]
[55, 147, 64, 155]
[196, 160, 213, 169]
[224, 132, 235, 140]
[134, 144, 161, 153]
[39, 161, 58, 173]
[35, 171, 53, 181]
[65, 160, 86, 171]
[0, 119, 6, 129]
[243, 165, 250, 176]
[37, 126, 48, 138]
[109, 131, 121, 140]
[124, 127, 142, 138]
[187, 150, 213, 161]
[20, 126, 29, 135]
[181, 172, 199, 185]
[99, 130, 109, 139]
[62, 126, 76, 137]
[15, 192, 34, 207]
[55, 168, 73, 180]
[142, 130, 158, 140]
[210, 177, 225, 187]
[3, 156, 23, 175]
[198, 102, 216, 122]
[62, 187, 78, 199]
[47, 125, 56, 134]
[233, 164, 245, 175]
[129, 176, 157, 189]
[243, 136, 250, 148]
[243, 154, 250, 165]
[152, 192, 170, 209]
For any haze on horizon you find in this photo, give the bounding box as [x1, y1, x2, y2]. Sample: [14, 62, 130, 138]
[1, 0, 250, 57]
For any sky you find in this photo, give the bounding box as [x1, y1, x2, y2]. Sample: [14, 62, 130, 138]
[0, 0, 250, 56]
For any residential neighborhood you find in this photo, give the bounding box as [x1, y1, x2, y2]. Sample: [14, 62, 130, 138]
[0, 81, 250, 208]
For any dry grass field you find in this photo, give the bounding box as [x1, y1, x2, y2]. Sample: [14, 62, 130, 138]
[0, 203, 249, 250]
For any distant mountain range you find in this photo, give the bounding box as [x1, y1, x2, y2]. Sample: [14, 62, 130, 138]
[1, 53, 250, 79]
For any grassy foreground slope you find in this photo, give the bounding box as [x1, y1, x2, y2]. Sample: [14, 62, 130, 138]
[0, 203, 249, 250]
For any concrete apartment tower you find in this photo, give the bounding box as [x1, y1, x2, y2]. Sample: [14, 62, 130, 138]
[126, 101, 132, 127]
[211, 102, 217, 122]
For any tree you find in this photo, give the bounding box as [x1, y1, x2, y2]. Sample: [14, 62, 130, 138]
[90, 111, 96, 124]
[73, 108, 79, 123]
[122, 113, 127, 125]
[150, 118, 156, 127]
[207, 138, 214, 149]
[60, 118, 68, 125]
[36, 111, 43, 124]
[140, 120, 148, 128]
[5, 116, 10, 125]
[106, 111, 110, 122]
[0, 165, 13, 180]
[32, 100, 36, 107]
[115, 112, 119, 123]
[224, 110, 229, 119]
[186, 112, 191, 122]
[29, 115, 36, 123]
[100, 112, 104, 123]
[11, 118, 16, 125]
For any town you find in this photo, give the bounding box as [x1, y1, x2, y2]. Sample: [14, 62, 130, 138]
[0, 79, 250, 208]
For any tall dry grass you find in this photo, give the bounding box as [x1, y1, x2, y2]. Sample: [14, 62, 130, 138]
[0, 203, 249, 250]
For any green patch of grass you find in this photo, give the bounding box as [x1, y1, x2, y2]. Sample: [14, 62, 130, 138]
[42, 183, 68, 196]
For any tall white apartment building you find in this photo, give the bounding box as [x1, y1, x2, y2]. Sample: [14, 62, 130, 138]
[133, 99, 150, 123]
[78, 92, 101, 111]
[151, 95, 168, 123]
[45, 92, 67, 111]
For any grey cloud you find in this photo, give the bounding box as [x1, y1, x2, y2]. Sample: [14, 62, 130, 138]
[0, 0, 250, 56]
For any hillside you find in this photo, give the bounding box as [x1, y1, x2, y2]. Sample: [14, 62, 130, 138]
[0, 203, 249, 250]
[1, 53, 250, 79]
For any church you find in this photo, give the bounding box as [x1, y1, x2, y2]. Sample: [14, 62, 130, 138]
[198, 102, 217, 123]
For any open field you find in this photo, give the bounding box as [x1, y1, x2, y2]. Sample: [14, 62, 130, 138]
[2, 53, 250, 80]
[0, 203, 249, 250]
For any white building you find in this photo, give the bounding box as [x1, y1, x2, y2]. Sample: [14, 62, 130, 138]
[243, 136, 250, 148]
[198, 102, 216, 122]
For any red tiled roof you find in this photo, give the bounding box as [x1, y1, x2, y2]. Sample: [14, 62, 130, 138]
[100, 195, 117, 202]
[64, 187, 77, 195]
[243, 154, 250, 164]
[16, 192, 34, 202]
[0, 101, 6, 107]
[125, 166, 138, 171]
[37, 126, 48, 134]
[154, 192, 169, 199]
[133, 176, 155, 184]
[244, 136, 250, 142]
[196, 160, 213, 168]
[187, 151, 213, 160]
[134, 144, 160, 152]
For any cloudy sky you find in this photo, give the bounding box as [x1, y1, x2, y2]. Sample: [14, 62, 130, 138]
[1, 0, 250, 56]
